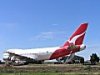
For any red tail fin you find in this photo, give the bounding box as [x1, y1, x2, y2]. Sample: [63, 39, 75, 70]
[63, 23, 88, 46]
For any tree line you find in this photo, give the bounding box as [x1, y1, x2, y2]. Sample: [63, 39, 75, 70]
[90, 53, 99, 65]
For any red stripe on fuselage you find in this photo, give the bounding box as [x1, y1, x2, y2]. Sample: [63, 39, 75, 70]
[50, 46, 80, 59]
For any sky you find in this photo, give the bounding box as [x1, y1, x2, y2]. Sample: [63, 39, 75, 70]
[0, 0, 100, 60]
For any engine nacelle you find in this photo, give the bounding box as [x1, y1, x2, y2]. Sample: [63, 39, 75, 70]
[3, 52, 10, 60]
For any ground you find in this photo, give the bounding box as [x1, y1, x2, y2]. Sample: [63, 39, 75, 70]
[0, 64, 100, 75]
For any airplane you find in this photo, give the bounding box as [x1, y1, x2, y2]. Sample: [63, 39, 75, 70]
[3, 23, 88, 65]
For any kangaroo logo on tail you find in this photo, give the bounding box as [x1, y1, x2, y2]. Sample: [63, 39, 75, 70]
[63, 23, 88, 46]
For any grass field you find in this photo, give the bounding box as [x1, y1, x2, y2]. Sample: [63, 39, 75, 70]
[0, 72, 100, 75]
[0, 64, 99, 75]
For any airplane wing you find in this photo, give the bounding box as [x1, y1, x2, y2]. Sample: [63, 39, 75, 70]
[6, 52, 37, 61]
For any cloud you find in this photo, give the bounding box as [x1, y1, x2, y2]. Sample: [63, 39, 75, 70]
[0, 23, 17, 30]
[30, 31, 67, 41]
[4, 23, 15, 28]
[52, 24, 59, 26]
[31, 32, 55, 41]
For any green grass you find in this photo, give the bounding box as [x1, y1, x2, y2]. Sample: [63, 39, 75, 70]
[0, 64, 100, 75]
[0, 72, 100, 75]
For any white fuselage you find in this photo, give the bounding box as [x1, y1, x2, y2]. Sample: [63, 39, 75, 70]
[4, 47, 59, 60]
